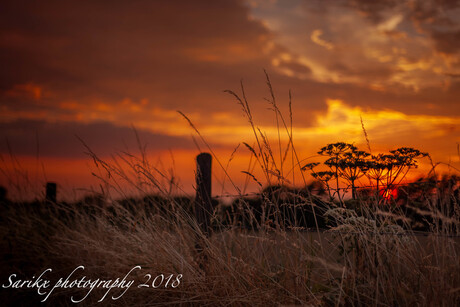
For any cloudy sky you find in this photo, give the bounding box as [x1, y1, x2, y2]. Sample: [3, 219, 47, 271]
[1, 0, 459, 198]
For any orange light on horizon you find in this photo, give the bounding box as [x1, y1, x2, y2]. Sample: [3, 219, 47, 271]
[379, 187, 398, 202]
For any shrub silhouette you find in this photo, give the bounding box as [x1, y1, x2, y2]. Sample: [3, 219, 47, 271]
[303, 142, 428, 202]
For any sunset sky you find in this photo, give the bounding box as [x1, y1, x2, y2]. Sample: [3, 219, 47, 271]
[1, 0, 459, 199]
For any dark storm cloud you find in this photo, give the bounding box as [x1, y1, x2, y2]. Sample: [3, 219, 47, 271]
[431, 30, 460, 54]
[0, 0, 273, 111]
[344, 0, 399, 23]
[0, 0, 340, 131]
[343, 0, 460, 26]
[341, 0, 460, 56]
[0, 120, 194, 158]
[407, 0, 460, 55]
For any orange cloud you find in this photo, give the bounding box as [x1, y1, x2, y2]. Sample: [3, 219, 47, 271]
[309, 99, 459, 139]
[310, 29, 334, 50]
[4, 83, 42, 100]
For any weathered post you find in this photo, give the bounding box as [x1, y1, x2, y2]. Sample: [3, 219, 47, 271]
[46, 182, 57, 203]
[0, 186, 6, 202]
[195, 153, 213, 236]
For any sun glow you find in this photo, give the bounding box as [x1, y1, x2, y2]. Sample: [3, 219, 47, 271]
[380, 187, 398, 201]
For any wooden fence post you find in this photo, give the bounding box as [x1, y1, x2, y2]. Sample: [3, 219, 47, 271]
[195, 153, 212, 236]
[46, 182, 57, 203]
[0, 186, 6, 202]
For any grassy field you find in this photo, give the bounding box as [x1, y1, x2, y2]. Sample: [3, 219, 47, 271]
[1, 191, 459, 306]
